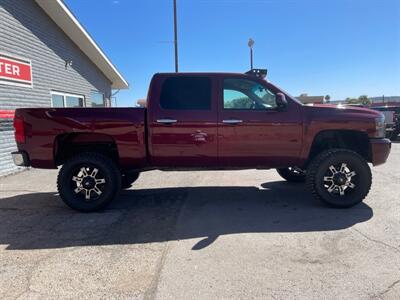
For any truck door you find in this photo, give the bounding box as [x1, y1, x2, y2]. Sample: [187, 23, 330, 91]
[148, 75, 218, 167]
[218, 76, 303, 168]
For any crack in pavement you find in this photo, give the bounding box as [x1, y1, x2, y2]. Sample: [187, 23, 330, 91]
[372, 279, 400, 299]
[10, 250, 60, 299]
[352, 227, 400, 254]
[143, 191, 189, 300]
[143, 239, 172, 300]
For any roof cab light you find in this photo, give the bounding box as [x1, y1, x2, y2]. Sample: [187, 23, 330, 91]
[13, 115, 26, 143]
[245, 69, 268, 79]
[374, 116, 385, 138]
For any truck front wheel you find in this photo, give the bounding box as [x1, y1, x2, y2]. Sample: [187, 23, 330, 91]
[306, 149, 372, 208]
[276, 167, 306, 183]
[57, 153, 121, 212]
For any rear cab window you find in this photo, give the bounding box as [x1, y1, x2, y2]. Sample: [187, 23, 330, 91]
[160, 77, 211, 110]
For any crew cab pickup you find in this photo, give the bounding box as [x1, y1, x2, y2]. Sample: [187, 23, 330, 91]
[12, 70, 391, 212]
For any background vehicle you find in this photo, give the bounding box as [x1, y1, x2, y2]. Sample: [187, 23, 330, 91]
[369, 106, 400, 141]
[12, 71, 391, 212]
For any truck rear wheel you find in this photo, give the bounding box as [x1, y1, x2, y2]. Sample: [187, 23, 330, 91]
[306, 149, 372, 208]
[276, 167, 306, 182]
[57, 153, 121, 212]
[121, 172, 140, 189]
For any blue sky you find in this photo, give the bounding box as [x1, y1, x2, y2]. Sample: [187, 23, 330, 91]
[65, 0, 400, 106]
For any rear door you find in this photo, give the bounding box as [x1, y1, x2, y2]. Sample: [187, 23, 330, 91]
[218, 76, 303, 168]
[148, 75, 218, 167]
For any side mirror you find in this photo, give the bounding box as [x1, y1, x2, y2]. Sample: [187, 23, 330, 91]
[276, 93, 288, 110]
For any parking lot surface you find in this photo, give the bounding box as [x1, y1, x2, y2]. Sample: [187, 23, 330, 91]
[0, 143, 399, 300]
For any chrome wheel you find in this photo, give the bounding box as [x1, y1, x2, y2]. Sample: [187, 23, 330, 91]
[323, 163, 357, 196]
[58, 153, 121, 212]
[72, 166, 106, 201]
[307, 149, 371, 208]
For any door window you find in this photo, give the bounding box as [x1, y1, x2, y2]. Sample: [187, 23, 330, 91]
[160, 77, 211, 110]
[223, 78, 277, 110]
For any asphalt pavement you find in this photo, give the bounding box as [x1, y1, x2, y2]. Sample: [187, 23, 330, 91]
[0, 143, 399, 299]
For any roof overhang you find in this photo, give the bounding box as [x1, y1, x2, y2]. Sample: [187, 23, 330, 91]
[35, 0, 129, 89]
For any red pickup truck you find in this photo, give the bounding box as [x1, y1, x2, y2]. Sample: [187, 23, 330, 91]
[12, 71, 391, 212]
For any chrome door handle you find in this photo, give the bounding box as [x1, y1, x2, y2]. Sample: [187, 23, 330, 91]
[222, 119, 243, 125]
[157, 119, 177, 124]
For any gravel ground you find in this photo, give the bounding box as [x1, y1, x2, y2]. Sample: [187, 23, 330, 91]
[0, 143, 399, 299]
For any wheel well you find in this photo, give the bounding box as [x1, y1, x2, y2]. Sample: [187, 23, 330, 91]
[54, 133, 119, 165]
[308, 130, 370, 164]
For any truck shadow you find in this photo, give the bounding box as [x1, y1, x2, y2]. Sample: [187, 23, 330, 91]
[0, 181, 373, 250]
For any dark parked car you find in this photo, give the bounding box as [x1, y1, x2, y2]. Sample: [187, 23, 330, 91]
[12, 70, 391, 211]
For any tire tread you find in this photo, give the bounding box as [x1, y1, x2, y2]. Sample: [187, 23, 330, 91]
[306, 148, 372, 208]
[57, 152, 121, 212]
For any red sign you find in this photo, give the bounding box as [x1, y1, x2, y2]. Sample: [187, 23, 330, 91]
[0, 110, 15, 119]
[0, 53, 32, 87]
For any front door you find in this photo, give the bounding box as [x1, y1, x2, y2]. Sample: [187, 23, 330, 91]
[149, 75, 218, 167]
[218, 77, 303, 168]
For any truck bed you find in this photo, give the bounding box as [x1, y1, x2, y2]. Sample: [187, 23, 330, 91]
[15, 107, 147, 169]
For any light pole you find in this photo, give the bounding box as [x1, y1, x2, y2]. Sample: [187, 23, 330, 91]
[173, 0, 179, 72]
[248, 38, 254, 70]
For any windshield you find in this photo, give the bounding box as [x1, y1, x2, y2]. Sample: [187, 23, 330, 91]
[266, 81, 304, 106]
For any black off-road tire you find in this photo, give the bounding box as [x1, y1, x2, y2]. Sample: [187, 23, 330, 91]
[306, 149, 372, 208]
[57, 153, 121, 212]
[121, 172, 140, 189]
[276, 167, 306, 183]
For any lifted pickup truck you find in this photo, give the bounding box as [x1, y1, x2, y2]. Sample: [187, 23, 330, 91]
[12, 70, 391, 212]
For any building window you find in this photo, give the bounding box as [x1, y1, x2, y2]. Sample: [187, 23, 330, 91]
[51, 94, 64, 107]
[91, 91, 106, 107]
[51, 91, 85, 108]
